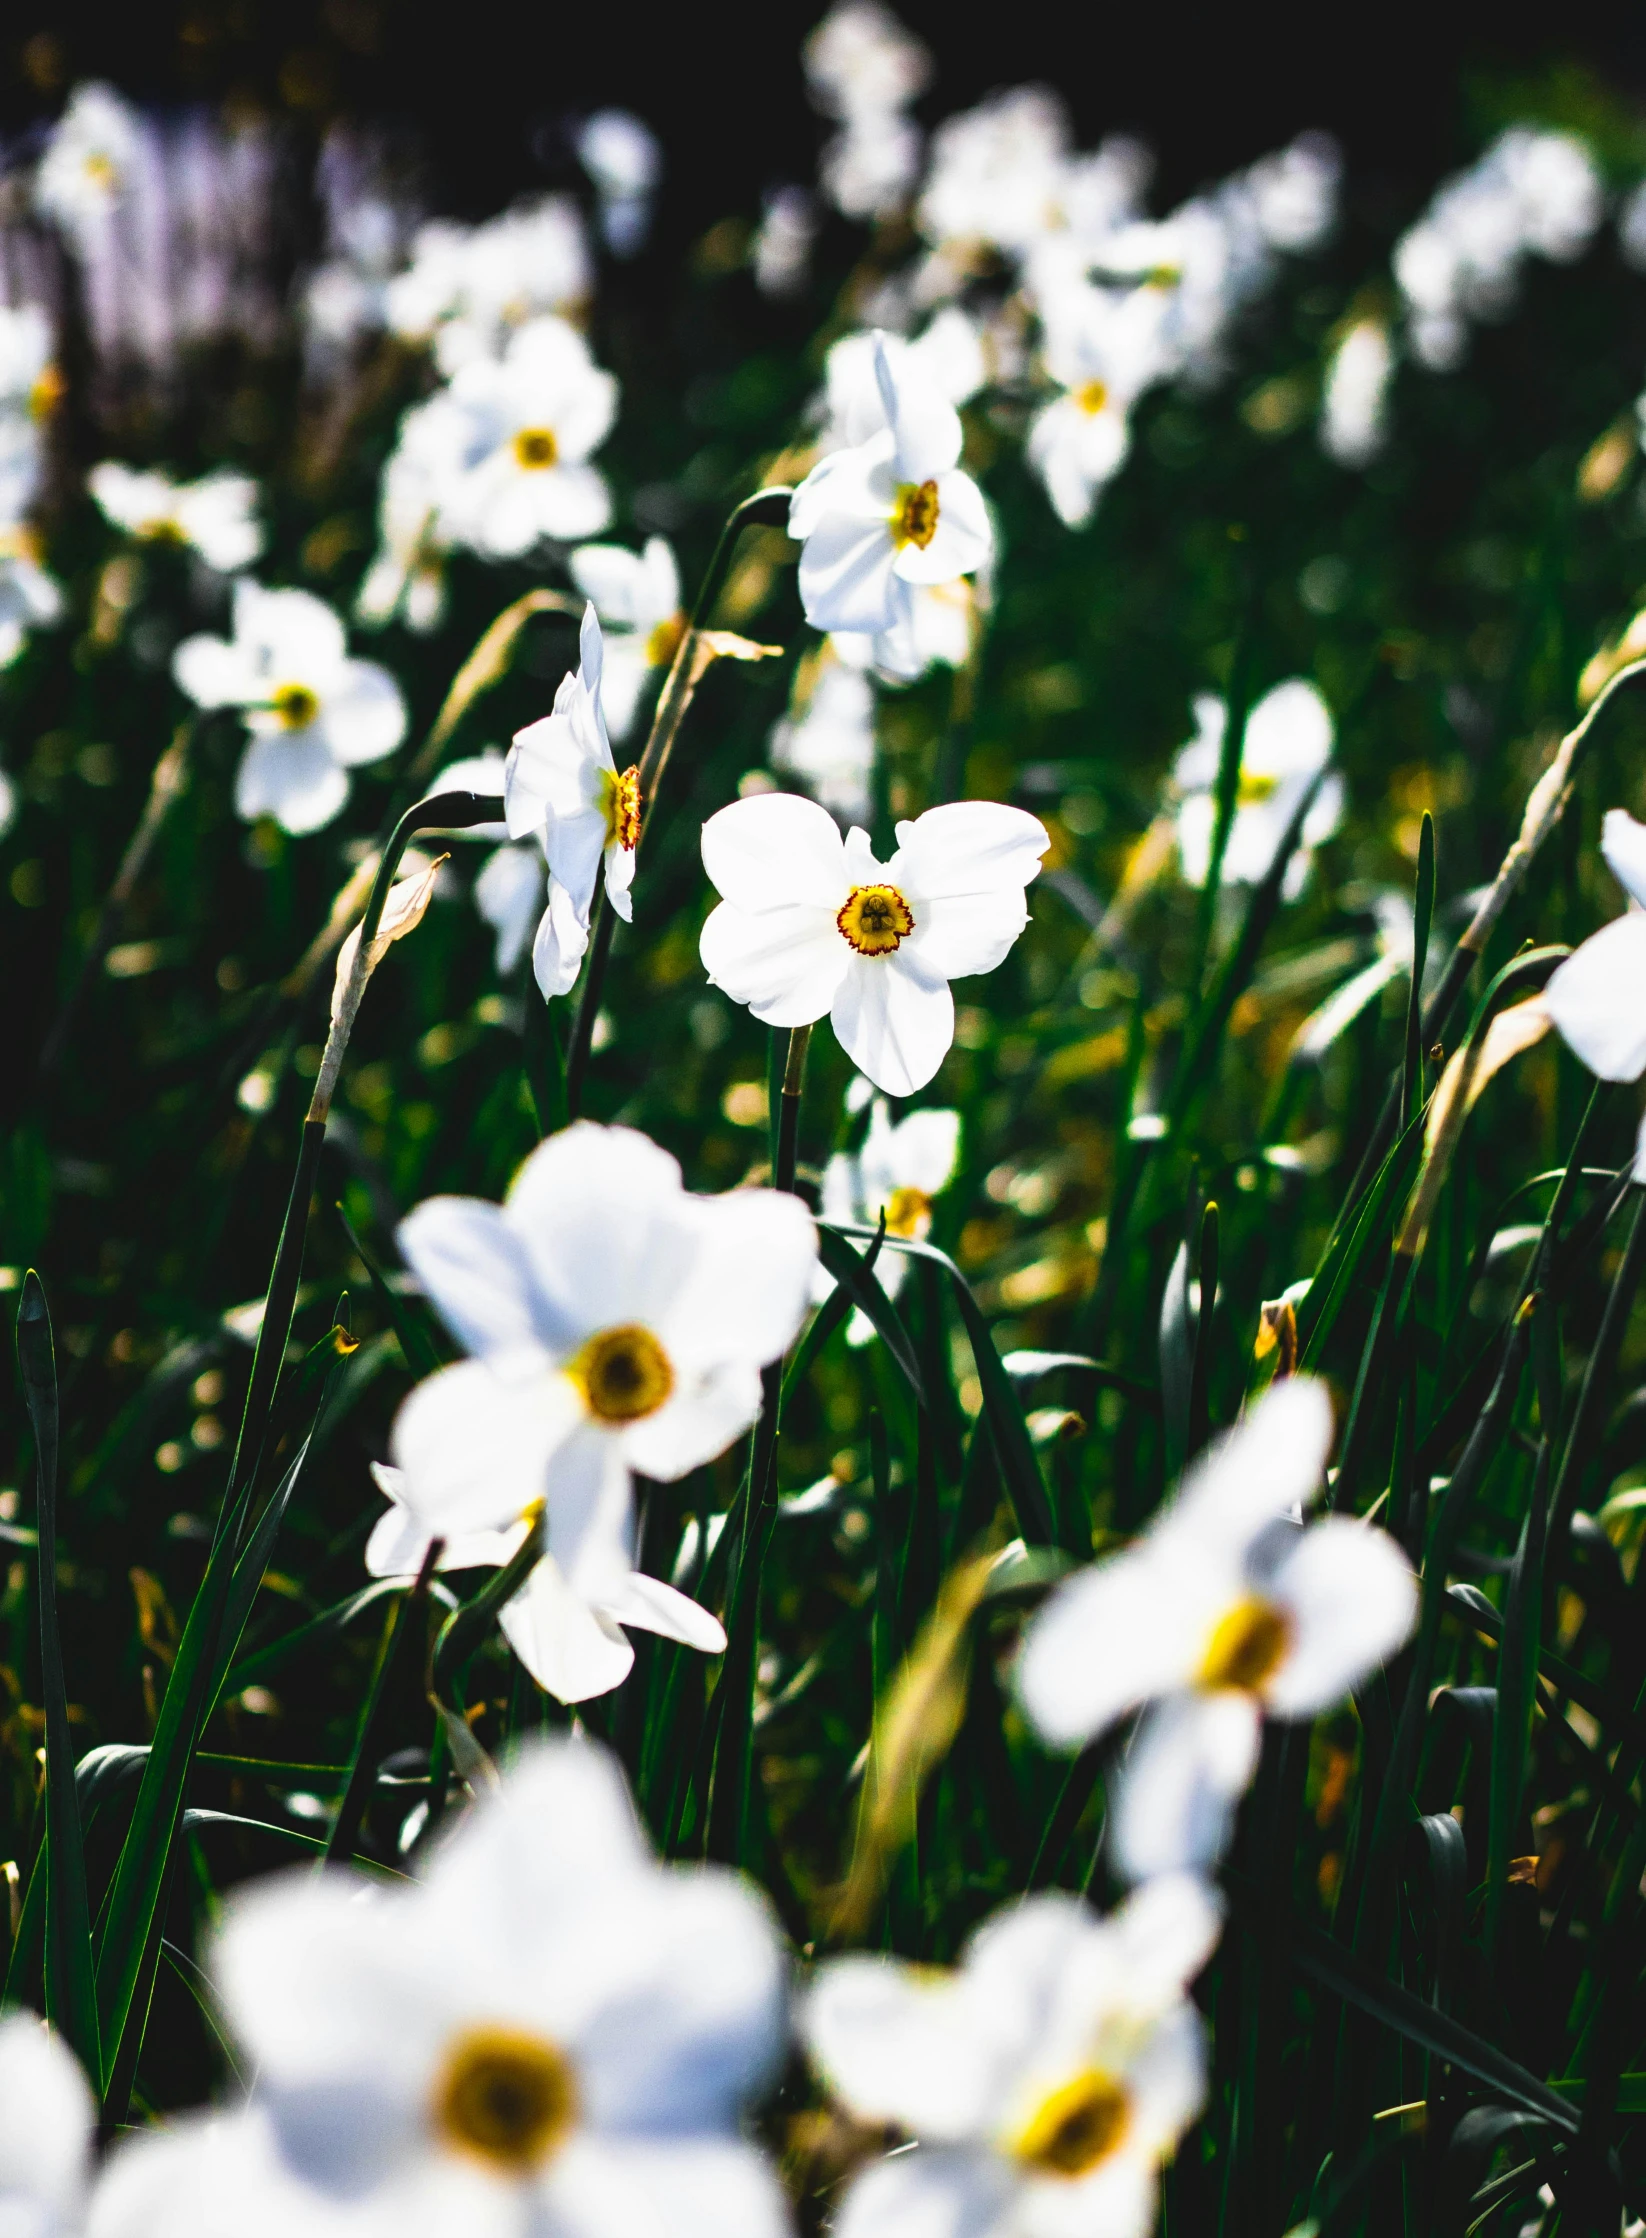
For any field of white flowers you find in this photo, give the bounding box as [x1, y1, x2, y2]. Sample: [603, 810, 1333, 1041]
[4, 7, 1646, 2233]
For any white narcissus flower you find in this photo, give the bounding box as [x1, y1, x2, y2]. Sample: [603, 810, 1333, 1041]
[88, 2107, 369, 2238]
[1173, 678, 1343, 901]
[820, 1094, 961, 1340]
[1544, 808, 1646, 1178]
[191, 1741, 789, 2238]
[805, 1879, 1220, 2238]
[817, 312, 986, 455]
[700, 793, 1048, 1097]
[505, 605, 638, 1000]
[366, 1461, 719, 1705]
[173, 583, 406, 835]
[389, 1124, 815, 1701]
[1017, 1375, 1417, 1881]
[1320, 318, 1393, 469]
[568, 536, 684, 742]
[88, 462, 262, 573]
[356, 394, 470, 634]
[35, 83, 140, 233]
[0, 2011, 94, 2238]
[1027, 286, 1170, 529]
[789, 334, 990, 637]
[443, 315, 616, 560]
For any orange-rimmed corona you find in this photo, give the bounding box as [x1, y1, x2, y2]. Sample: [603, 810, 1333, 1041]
[837, 883, 914, 957]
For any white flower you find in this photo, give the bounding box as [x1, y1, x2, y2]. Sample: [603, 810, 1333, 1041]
[88, 463, 262, 573]
[1173, 679, 1342, 900]
[367, 1461, 719, 1705]
[356, 395, 470, 633]
[174, 583, 407, 835]
[834, 572, 975, 684]
[818, 311, 986, 456]
[0, 2011, 94, 2238]
[820, 1094, 960, 1339]
[0, 304, 58, 422]
[88, 2107, 367, 2238]
[822, 115, 923, 223]
[568, 537, 683, 741]
[441, 317, 616, 560]
[577, 111, 661, 257]
[1017, 1375, 1417, 1880]
[36, 82, 140, 233]
[1320, 318, 1393, 468]
[388, 1124, 816, 1695]
[700, 793, 1048, 1097]
[805, 1879, 1220, 2238]
[804, 3, 930, 123]
[1243, 135, 1340, 253]
[770, 655, 877, 824]
[385, 198, 591, 374]
[505, 605, 638, 999]
[917, 88, 1070, 259]
[753, 187, 816, 298]
[789, 335, 990, 637]
[197, 1740, 789, 2238]
[1027, 286, 1171, 528]
[0, 545, 64, 670]
[1544, 809, 1646, 1178]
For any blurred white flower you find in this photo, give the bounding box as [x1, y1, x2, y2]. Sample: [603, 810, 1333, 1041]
[356, 394, 469, 634]
[89, 463, 262, 573]
[577, 110, 661, 257]
[204, 1740, 789, 2233]
[700, 792, 1047, 1096]
[1173, 679, 1343, 900]
[1027, 285, 1170, 527]
[389, 1124, 815, 1695]
[753, 186, 817, 297]
[771, 655, 877, 824]
[89, 2106, 366, 2238]
[818, 309, 986, 455]
[0, 2011, 94, 2238]
[568, 537, 683, 741]
[790, 334, 990, 636]
[1544, 809, 1646, 1178]
[386, 198, 591, 374]
[805, 2, 930, 121]
[823, 114, 924, 224]
[174, 582, 406, 834]
[505, 605, 637, 999]
[918, 87, 1069, 258]
[441, 316, 617, 560]
[1243, 134, 1340, 253]
[820, 1094, 960, 1338]
[0, 544, 64, 669]
[1018, 1375, 1417, 1879]
[35, 82, 141, 234]
[806, 1879, 1219, 2238]
[0, 303, 57, 420]
[1320, 317, 1393, 468]
[834, 572, 975, 683]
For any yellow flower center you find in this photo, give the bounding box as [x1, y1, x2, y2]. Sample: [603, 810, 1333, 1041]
[883, 1185, 932, 1239]
[1076, 380, 1110, 416]
[513, 427, 560, 471]
[28, 367, 63, 423]
[601, 764, 642, 852]
[82, 152, 118, 190]
[1236, 769, 1280, 806]
[646, 612, 687, 669]
[144, 516, 187, 546]
[1198, 1595, 1292, 1692]
[1012, 2068, 1132, 2179]
[569, 1324, 674, 1424]
[891, 479, 941, 550]
[837, 883, 914, 957]
[434, 2025, 578, 2173]
[271, 683, 320, 729]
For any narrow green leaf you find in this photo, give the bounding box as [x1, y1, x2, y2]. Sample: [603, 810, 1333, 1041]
[813, 1225, 926, 1407]
[1402, 811, 1435, 1128]
[522, 992, 569, 1138]
[1296, 1112, 1426, 1370]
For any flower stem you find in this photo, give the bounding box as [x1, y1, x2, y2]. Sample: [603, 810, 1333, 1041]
[563, 891, 616, 1121]
[773, 1022, 811, 1195]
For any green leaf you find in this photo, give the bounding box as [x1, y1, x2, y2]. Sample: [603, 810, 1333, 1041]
[336, 1204, 445, 1380]
[1295, 1112, 1426, 1370]
[813, 1224, 926, 1409]
[522, 992, 569, 1138]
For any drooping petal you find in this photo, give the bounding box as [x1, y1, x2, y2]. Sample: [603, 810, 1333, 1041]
[543, 1424, 635, 1597]
[831, 2147, 1015, 2238]
[1601, 806, 1646, 911]
[831, 951, 954, 1097]
[883, 1106, 962, 1195]
[390, 1358, 582, 1536]
[595, 1569, 727, 1652]
[1109, 1875, 1225, 2016]
[544, 804, 610, 923]
[701, 791, 850, 913]
[1543, 910, 1646, 1082]
[1110, 1690, 1263, 1882]
[797, 509, 901, 635]
[365, 1462, 524, 1578]
[699, 899, 849, 1027]
[532, 877, 592, 999]
[233, 733, 349, 836]
[603, 832, 636, 922]
[1015, 1548, 1208, 1750]
[1017, 2150, 1156, 2238]
[395, 1195, 550, 1357]
[320, 661, 408, 766]
[498, 1555, 635, 1702]
[1262, 1518, 1417, 1717]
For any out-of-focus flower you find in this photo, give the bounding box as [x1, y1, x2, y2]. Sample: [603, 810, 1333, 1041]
[1027, 285, 1169, 527]
[834, 572, 976, 683]
[423, 752, 547, 978]
[174, 582, 406, 834]
[790, 335, 990, 636]
[88, 2107, 366, 2238]
[202, 1740, 790, 2230]
[35, 82, 141, 234]
[1544, 808, 1646, 1179]
[817, 309, 986, 455]
[389, 1124, 815, 1696]
[0, 304, 56, 524]
[0, 2010, 94, 2238]
[577, 110, 662, 258]
[568, 537, 683, 742]
[0, 543, 65, 669]
[771, 653, 877, 824]
[1173, 680, 1342, 900]
[386, 197, 591, 375]
[1320, 317, 1393, 468]
[806, 1879, 1220, 2238]
[753, 187, 817, 297]
[89, 463, 262, 573]
[1018, 1375, 1416, 1879]
[820, 1094, 960, 1338]
[356, 394, 470, 634]
[700, 792, 1047, 1096]
[505, 606, 637, 998]
[918, 87, 1069, 259]
[1243, 134, 1340, 253]
[440, 316, 617, 560]
[805, 2, 930, 222]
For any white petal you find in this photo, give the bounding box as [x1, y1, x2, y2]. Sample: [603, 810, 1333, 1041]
[540, 2137, 789, 2238]
[365, 1463, 521, 1578]
[893, 468, 991, 586]
[905, 889, 1030, 981]
[805, 1961, 999, 2139]
[0, 2014, 92, 2222]
[1123, 2001, 1208, 2159]
[595, 634, 650, 742]
[88, 2109, 375, 2238]
[390, 1358, 582, 1536]
[533, 879, 591, 999]
[798, 511, 901, 635]
[396, 1194, 555, 1357]
[545, 806, 610, 923]
[321, 662, 408, 766]
[621, 1356, 765, 1482]
[1602, 807, 1646, 911]
[544, 1424, 635, 1596]
[233, 734, 349, 835]
[530, 463, 615, 541]
[881, 338, 965, 482]
[833, 2149, 1015, 2238]
[243, 585, 349, 681]
[1110, 1875, 1224, 2011]
[172, 631, 256, 709]
[893, 802, 1051, 901]
[1018, 2152, 1155, 2238]
[1111, 1692, 1262, 1882]
[701, 790, 850, 912]
[569, 543, 647, 625]
[1263, 1518, 1417, 1716]
[831, 952, 954, 1097]
[1544, 911, 1646, 1081]
[594, 1569, 726, 1652]
[1015, 1550, 1204, 1750]
[499, 1556, 635, 1702]
[473, 842, 544, 974]
[882, 1107, 962, 1195]
[699, 899, 849, 1026]
[655, 1184, 818, 1374]
[501, 1123, 697, 1338]
[1168, 1372, 1335, 1555]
